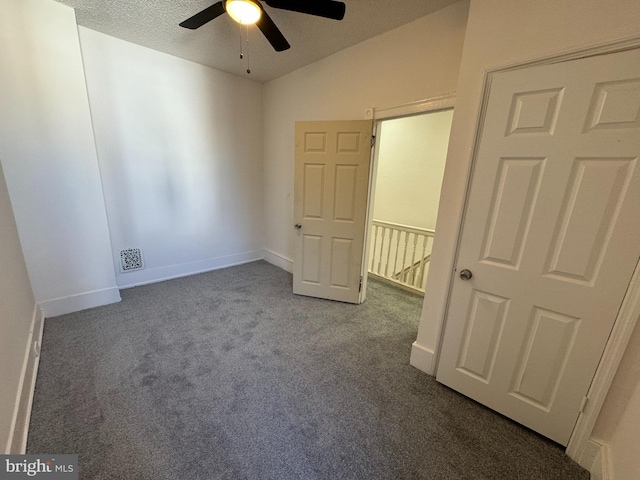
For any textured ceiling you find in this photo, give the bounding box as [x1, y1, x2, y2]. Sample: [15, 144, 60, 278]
[53, 0, 461, 83]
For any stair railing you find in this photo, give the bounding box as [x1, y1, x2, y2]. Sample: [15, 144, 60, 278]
[368, 220, 435, 293]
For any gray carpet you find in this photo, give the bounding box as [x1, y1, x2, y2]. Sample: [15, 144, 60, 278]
[27, 260, 588, 480]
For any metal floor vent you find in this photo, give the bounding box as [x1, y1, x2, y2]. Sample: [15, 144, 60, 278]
[120, 248, 144, 272]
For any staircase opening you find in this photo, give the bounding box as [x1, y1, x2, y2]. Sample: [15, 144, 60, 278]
[366, 108, 453, 299]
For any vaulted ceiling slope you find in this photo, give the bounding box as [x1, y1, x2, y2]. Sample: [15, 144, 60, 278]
[53, 0, 461, 83]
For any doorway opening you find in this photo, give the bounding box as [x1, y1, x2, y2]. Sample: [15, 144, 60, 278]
[364, 108, 454, 304]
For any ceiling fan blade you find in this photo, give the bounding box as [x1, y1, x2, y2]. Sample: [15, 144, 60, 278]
[264, 0, 346, 20]
[179, 2, 225, 29]
[256, 10, 291, 52]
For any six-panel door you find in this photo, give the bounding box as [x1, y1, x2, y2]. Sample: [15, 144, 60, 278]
[437, 48, 640, 445]
[293, 120, 373, 304]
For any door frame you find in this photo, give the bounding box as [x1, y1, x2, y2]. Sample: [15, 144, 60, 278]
[359, 94, 456, 302]
[432, 36, 640, 464]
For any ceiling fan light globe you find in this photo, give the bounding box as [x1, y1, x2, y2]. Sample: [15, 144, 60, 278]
[226, 0, 262, 25]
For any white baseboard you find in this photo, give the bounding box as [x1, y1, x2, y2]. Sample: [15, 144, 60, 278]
[580, 439, 611, 480]
[6, 306, 44, 454]
[118, 250, 263, 289]
[38, 287, 121, 318]
[262, 249, 293, 274]
[410, 341, 436, 375]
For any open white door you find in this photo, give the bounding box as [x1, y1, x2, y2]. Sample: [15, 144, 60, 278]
[293, 120, 373, 303]
[437, 48, 640, 445]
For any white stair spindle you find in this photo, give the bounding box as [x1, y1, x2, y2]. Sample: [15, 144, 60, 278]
[377, 226, 387, 274]
[409, 233, 419, 286]
[418, 234, 430, 287]
[370, 224, 379, 271]
[393, 229, 401, 277]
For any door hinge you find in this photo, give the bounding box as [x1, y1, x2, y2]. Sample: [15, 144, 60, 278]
[579, 395, 589, 414]
[370, 135, 376, 148]
[359, 276, 363, 292]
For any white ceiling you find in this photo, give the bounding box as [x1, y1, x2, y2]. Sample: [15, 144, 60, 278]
[53, 0, 461, 83]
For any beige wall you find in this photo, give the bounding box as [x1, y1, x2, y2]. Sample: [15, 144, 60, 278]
[0, 160, 36, 452]
[262, 1, 469, 269]
[410, 0, 640, 477]
[373, 110, 453, 230]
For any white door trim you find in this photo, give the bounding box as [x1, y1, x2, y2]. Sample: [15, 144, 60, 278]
[367, 93, 456, 121]
[567, 257, 640, 464]
[432, 34, 640, 462]
[359, 121, 382, 303]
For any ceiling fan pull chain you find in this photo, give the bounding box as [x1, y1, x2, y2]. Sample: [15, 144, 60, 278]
[239, 25, 244, 59]
[245, 24, 251, 74]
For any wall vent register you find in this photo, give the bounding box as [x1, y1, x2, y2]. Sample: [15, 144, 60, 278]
[120, 248, 144, 272]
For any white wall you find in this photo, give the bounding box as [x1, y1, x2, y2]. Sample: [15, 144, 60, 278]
[373, 110, 453, 230]
[79, 28, 264, 287]
[0, 160, 37, 453]
[262, 1, 469, 270]
[0, 0, 119, 317]
[408, 0, 640, 476]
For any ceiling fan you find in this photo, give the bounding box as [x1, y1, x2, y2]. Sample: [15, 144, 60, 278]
[179, 0, 346, 52]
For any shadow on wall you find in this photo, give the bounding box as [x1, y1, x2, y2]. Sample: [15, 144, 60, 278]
[80, 27, 264, 282]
